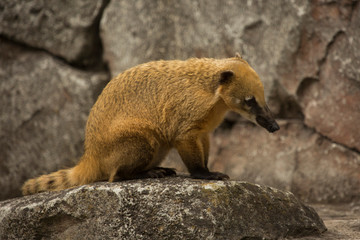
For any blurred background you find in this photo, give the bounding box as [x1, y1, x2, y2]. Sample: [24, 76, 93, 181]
[0, 0, 359, 204]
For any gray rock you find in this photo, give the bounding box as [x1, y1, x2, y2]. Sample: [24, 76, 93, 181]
[277, 1, 360, 151]
[0, 39, 109, 200]
[0, 0, 108, 65]
[302, 203, 360, 240]
[0, 179, 326, 239]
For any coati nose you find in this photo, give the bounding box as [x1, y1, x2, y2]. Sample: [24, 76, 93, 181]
[268, 121, 280, 133]
[256, 116, 280, 133]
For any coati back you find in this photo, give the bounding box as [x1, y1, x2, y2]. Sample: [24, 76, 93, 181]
[22, 55, 279, 195]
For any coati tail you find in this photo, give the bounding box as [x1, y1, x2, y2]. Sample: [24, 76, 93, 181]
[21, 155, 103, 196]
[22, 155, 103, 195]
[21, 168, 75, 195]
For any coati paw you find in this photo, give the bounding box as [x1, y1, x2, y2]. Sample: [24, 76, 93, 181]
[138, 167, 177, 179]
[191, 171, 230, 180]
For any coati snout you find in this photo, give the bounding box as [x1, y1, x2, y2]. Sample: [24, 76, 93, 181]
[244, 96, 280, 133]
[256, 113, 280, 133]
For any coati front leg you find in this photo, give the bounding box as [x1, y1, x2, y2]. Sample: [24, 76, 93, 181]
[175, 132, 229, 180]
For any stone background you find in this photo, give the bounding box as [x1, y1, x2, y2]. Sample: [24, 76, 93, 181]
[0, 0, 359, 203]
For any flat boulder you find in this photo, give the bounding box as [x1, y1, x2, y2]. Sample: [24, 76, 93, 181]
[0, 178, 326, 239]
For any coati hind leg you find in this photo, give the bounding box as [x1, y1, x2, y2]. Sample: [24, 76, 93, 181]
[133, 167, 176, 179]
[175, 132, 229, 180]
[104, 134, 176, 182]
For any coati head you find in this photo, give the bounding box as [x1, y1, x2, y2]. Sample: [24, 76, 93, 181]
[217, 58, 280, 133]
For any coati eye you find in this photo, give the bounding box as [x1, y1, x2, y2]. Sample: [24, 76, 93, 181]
[244, 96, 256, 107]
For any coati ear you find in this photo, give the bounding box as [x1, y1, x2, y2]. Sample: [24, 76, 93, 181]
[219, 71, 234, 85]
[235, 52, 242, 59]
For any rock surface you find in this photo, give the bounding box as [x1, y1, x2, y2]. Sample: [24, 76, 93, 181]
[0, 0, 108, 66]
[0, 179, 326, 240]
[0, 39, 109, 200]
[277, 0, 360, 151]
[297, 203, 360, 240]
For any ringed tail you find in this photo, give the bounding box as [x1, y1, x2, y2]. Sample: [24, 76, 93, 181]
[21, 158, 101, 195]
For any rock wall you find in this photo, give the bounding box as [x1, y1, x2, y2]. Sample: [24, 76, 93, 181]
[0, 0, 110, 200]
[1, 0, 359, 202]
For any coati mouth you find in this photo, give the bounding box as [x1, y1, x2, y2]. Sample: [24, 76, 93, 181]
[256, 116, 280, 133]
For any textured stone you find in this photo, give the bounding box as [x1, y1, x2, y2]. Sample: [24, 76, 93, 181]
[0, 179, 326, 239]
[0, 0, 108, 66]
[296, 203, 360, 240]
[0, 39, 109, 200]
[277, 0, 360, 150]
[300, 25, 360, 151]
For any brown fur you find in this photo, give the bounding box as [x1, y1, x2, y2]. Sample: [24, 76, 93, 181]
[22, 55, 279, 195]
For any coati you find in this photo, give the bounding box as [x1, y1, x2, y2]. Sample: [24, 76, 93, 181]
[22, 54, 279, 195]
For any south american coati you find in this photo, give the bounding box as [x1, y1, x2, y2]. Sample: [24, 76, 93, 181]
[22, 54, 279, 195]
